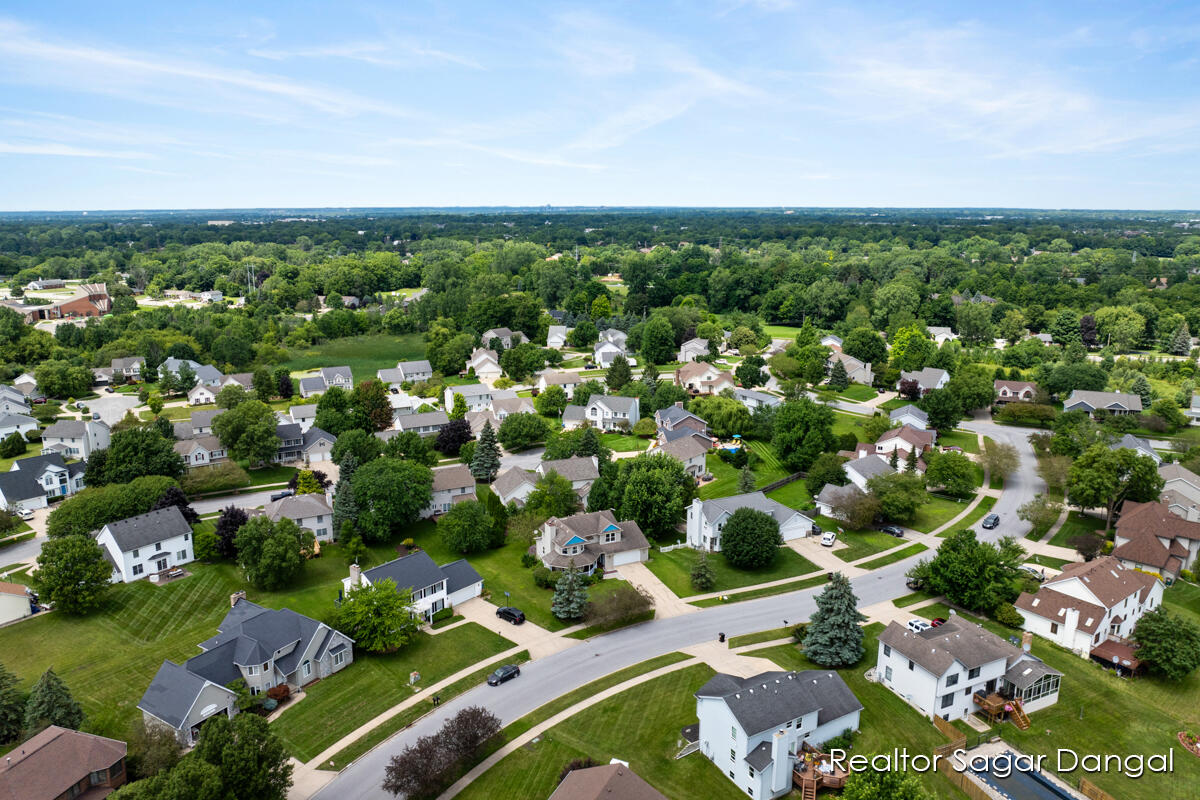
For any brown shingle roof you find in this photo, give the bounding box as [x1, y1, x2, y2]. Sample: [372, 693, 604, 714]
[1046, 556, 1160, 607]
[1014, 587, 1106, 633]
[0, 726, 126, 800]
[432, 464, 474, 492]
[548, 765, 667, 800]
[1118, 501, 1200, 542]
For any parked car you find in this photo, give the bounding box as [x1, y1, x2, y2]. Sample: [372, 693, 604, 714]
[943, 445, 963, 453]
[879, 525, 904, 537]
[981, 513, 1000, 529]
[1020, 565, 1046, 582]
[820, 531, 837, 547]
[496, 606, 526, 625]
[906, 619, 932, 633]
[91, 412, 101, 420]
[486, 664, 521, 686]
[17, 508, 34, 521]
[905, 578, 924, 591]
[104, 386, 115, 393]
[269, 489, 294, 502]
[929, 617, 948, 627]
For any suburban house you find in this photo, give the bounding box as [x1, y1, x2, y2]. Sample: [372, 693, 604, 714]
[343, 550, 483, 622]
[548, 763, 667, 800]
[815, 483, 865, 518]
[820, 333, 843, 351]
[536, 370, 583, 398]
[844, 455, 895, 490]
[424, 464, 477, 517]
[537, 456, 600, 505]
[535, 509, 650, 574]
[0, 452, 86, 511]
[1112, 500, 1200, 581]
[546, 325, 571, 349]
[1063, 390, 1143, 417]
[1187, 395, 1200, 423]
[445, 383, 511, 412]
[25, 277, 65, 290]
[188, 382, 218, 406]
[686, 492, 817, 551]
[95, 506, 195, 583]
[599, 328, 627, 349]
[189, 408, 222, 435]
[393, 359, 434, 383]
[161, 357, 223, 387]
[288, 403, 318, 432]
[827, 352, 874, 386]
[0, 581, 33, 625]
[140, 597, 353, 745]
[1015, 557, 1162, 668]
[264, 493, 335, 542]
[111, 356, 145, 380]
[0, 385, 31, 415]
[897, 367, 949, 395]
[889, 404, 929, 430]
[174, 436, 229, 469]
[200, 289, 223, 303]
[0, 726, 127, 799]
[492, 395, 536, 421]
[593, 338, 628, 368]
[655, 403, 710, 437]
[491, 466, 539, 507]
[298, 365, 354, 398]
[388, 392, 424, 422]
[580, 395, 639, 431]
[648, 434, 708, 476]
[1110, 433, 1161, 464]
[734, 387, 782, 411]
[876, 617, 1062, 722]
[874, 424, 936, 458]
[1159, 462, 1200, 521]
[693, 670, 862, 800]
[677, 337, 711, 362]
[467, 348, 503, 381]
[2, 283, 111, 323]
[927, 326, 960, 346]
[674, 362, 736, 395]
[395, 410, 450, 436]
[482, 327, 522, 349]
[221, 372, 254, 392]
[0, 412, 37, 441]
[41, 419, 110, 460]
[994, 380, 1038, 403]
[270, 423, 306, 463]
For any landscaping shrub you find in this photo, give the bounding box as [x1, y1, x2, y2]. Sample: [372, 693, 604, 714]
[994, 602, 1024, 628]
[431, 607, 454, 623]
[559, 757, 600, 783]
[718, 447, 748, 468]
[520, 552, 537, 568]
[266, 685, 291, 702]
[532, 565, 556, 589]
[1181, 569, 1195, 583]
[584, 582, 653, 628]
[822, 728, 855, 753]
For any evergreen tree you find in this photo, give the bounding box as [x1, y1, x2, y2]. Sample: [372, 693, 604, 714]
[888, 448, 899, 469]
[1169, 321, 1193, 356]
[1130, 373, 1153, 408]
[690, 553, 716, 592]
[737, 466, 755, 494]
[0, 661, 22, 743]
[606, 355, 632, 391]
[828, 358, 849, 391]
[576, 426, 604, 459]
[449, 393, 469, 421]
[904, 447, 918, 473]
[802, 573, 866, 667]
[332, 478, 359, 535]
[470, 421, 501, 482]
[551, 562, 589, 621]
[274, 367, 294, 399]
[24, 668, 84, 733]
[641, 362, 659, 395]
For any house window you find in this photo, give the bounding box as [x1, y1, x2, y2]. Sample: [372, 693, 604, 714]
[178, 550, 188, 560]
[132, 549, 139, 558]
[968, 667, 980, 679]
[604, 532, 617, 543]
[946, 673, 959, 687]
[731, 726, 736, 739]
[729, 749, 736, 761]
[883, 644, 891, 657]
[941, 693, 954, 709]
[90, 769, 107, 785]
[247, 666, 259, 676]
[132, 564, 144, 576]
[333, 651, 345, 666]
[884, 666, 893, 681]
[302, 661, 312, 678]
[1050, 622, 1059, 634]
[965, 687, 972, 697]
[155, 542, 162, 552]
[184, 533, 189, 541]
[908, 660, 914, 671]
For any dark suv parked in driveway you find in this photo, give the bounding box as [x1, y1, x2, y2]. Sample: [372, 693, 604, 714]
[496, 606, 525, 625]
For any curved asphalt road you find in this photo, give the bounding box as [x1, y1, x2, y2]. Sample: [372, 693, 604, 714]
[314, 412, 1044, 800]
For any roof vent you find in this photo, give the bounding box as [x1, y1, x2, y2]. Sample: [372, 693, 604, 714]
[1031, 598, 1040, 606]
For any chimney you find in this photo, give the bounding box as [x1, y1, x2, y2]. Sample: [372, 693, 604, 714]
[675, 401, 684, 408]
[770, 729, 790, 794]
[349, 563, 361, 588]
[1021, 630, 1033, 652]
[230, 590, 246, 608]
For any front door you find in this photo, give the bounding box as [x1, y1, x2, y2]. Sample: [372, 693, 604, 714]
[156, 558, 168, 572]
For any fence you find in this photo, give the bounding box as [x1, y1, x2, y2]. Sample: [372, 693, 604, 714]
[935, 761, 994, 800]
[932, 715, 966, 744]
[659, 542, 691, 554]
[1078, 778, 1116, 800]
[759, 471, 804, 493]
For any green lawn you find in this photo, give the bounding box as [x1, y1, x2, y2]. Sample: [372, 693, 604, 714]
[761, 324, 803, 338]
[456, 665, 751, 800]
[893, 590, 938, 608]
[1048, 511, 1107, 548]
[279, 333, 425, 384]
[690, 574, 829, 606]
[764, 479, 813, 510]
[727, 627, 794, 647]
[942, 495, 996, 537]
[273, 622, 514, 762]
[912, 603, 986, 624]
[1026, 553, 1072, 570]
[0, 440, 44, 473]
[831, 410, 873, 441]
[598, 432, 650, 452]
[749, 627, 972, 799]
[838, 383, 877, 402]
[878, 397, 909, 411]
[911, 494, 974, 533]
[858, 542, 927, 569]
[645, 546, 818, 599]
[1164, 581, 1200, 627]
[936, 429, 980, 453]
[833, 530, 906, 563]
[698, 442, 789, 500]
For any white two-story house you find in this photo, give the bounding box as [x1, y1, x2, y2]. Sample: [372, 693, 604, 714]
[94, 506, 195, 583]
[467, 349, 503, 382]
[423, 464, 477, 517]
[536, 370, 583, 398]
[582, 395, 639, 432]
[0, 452, 86, 512]
[694, 670, 862, 799]
[343, 550, 483, 623]
[876, 617, 1062, 722]
[41, 419, 110, 460]
[686, 493, 817, 551]
[264, 493, 335, 542]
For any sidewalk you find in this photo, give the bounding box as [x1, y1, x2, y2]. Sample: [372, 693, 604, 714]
[617, 562, 697, 619]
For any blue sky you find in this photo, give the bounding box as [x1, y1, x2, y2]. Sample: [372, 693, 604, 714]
[2, 1, 1199, 210]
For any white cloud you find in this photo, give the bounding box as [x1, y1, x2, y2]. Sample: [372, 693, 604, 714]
[0, 141, 149, 158]
[248, 38, 482, 70]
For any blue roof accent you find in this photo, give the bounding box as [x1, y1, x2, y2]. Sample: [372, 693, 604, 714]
[564, 535, 587, 546]
[603, 524, 620, 532]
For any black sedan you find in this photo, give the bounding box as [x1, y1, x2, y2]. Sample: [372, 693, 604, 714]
[879, 525, 904, 537]
[487, 665, 521, 686]
[496, 606, 526, 625]
[981, 513, 1000, 530]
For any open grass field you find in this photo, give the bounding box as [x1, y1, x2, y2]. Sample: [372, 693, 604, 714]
[697, 441, 789, 500]
[1165, 581, 1200, 627]
[761, 324, 803, 338]
[272, 622, 514, 762]
[750, 626, 972, 799]
[645, 546, 818, 599]
[911, 494, 974, 533]
[1048, 510, 1107, 548]
[764, 478, 813, 510]
[937, 429, 980, 453]
[455, 664, 751, 800]
[279, 333, 425, 384]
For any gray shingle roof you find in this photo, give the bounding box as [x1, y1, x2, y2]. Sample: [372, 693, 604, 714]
[432, 463, 474, 491]
[698, 492, 809, 525]
[0, 413, 36, 429]
[492, 466, 536, 498]
[302, 426, 336, 450]
[0, 470, 43, 503]
[320, 366, 353, 383]
[289, 403, 317, 419]
[397, 410, 449, 430]
[99, 506, 191, 553]
[539, 456, 600, 482]
[1064, 390, 1142, 412]
[589, 395, 638, 414]
[734, 388, 781, 406]
[745, 740, 774, 771]
[696, 670, 862, 737]
[562, 405, 586, 423]
[889, 404, 928, 424]
[441, 559, 483, 595]
[42, 419, 90, 438]
[191, 408, 223, 428]
[377, 368, 405, 384]
[899, 367, 948, 389]
[364, 550, 447, 593]
[845, 456, 895, 482]
[265, 493, 331, 522]
[446, 383, 495, 398]
[299, 377, 326, 394]
[398, 360, 432, 376]
[139, 661, 217, 728]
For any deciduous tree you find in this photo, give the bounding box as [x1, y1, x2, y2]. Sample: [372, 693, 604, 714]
[1133, 607, 1200, 681]
[720, 508, 782, 569]
[337, 579, 419, 653]
[33, 535, 111, 614]
[234, 517, 314, 590]
[772, 398, 835, 472]
[1067, 444, 1163, 526]
[350, 457, 434, 543]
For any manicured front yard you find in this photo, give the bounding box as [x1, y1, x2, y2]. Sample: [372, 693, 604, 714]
[1048, 510, 1107, 548]
[832, 530, 906, 563]
[645, 546, 818, 599]
[831, 410, 874, 441]
[857, 542, 927, 569]
[838, 383, 878, 402]
[911, 493, 974, 533]
[279, 333, 426, 384]
[455, 664, 750, 800]
[690, 574, 828, 606]
[272, 622, 514, 762]
[936, 429, 980, 453]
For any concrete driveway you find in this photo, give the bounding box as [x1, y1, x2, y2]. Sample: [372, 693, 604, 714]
[454, 597, 576, 659]
[0, 506, 50, 568]
[87, 393, 142, 426]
